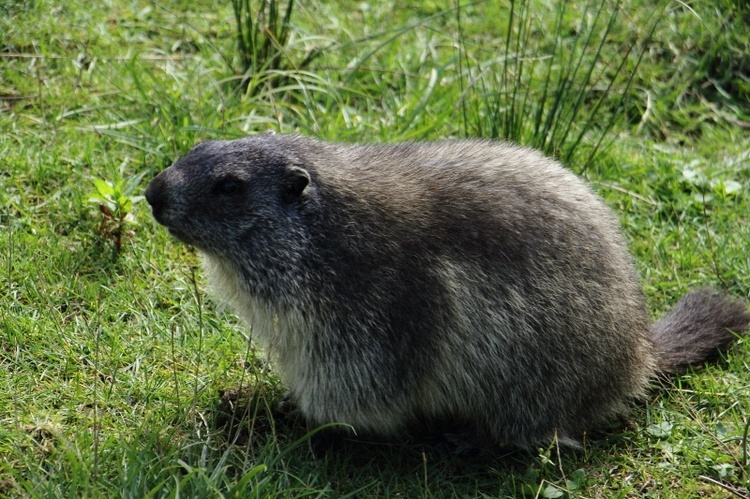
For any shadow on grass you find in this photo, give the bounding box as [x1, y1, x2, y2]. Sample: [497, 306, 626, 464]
[208, 385, 636, 497]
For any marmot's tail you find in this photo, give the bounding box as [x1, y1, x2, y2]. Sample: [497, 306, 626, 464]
[650, 289, 749, 373]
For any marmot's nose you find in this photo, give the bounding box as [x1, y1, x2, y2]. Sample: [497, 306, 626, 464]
[144, 173, 166, 212]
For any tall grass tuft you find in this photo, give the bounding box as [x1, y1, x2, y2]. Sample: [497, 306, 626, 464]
[230, 0, 320, 95]
[456, 0, 664, 171]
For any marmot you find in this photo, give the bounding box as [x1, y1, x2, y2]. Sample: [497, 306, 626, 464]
[145, 133, 749, 450]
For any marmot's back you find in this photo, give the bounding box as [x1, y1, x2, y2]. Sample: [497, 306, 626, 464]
[145, 133, 749, 450]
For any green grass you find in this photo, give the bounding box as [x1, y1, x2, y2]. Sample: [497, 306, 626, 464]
[2, 0, 749, 497]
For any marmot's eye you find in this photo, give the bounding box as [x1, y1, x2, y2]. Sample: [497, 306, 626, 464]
[215, 178, 241, 196]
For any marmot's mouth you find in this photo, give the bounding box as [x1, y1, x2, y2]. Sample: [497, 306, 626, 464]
[167, 227, 192, 244]
[164, 226, 207, 251]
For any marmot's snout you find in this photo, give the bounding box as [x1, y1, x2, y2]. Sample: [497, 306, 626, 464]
[144, 172, 168, 221]
[145, 167, 212, 248]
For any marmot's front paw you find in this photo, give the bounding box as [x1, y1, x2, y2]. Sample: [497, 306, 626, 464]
[274, 392, 303, 424]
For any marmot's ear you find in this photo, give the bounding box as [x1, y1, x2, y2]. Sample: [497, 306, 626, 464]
[282, 166, 311, 202]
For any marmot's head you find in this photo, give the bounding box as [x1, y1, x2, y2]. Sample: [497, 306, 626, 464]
[145, 134, 315, 260]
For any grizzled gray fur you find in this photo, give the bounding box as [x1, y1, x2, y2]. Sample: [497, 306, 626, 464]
[145, 133, 749, 450]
